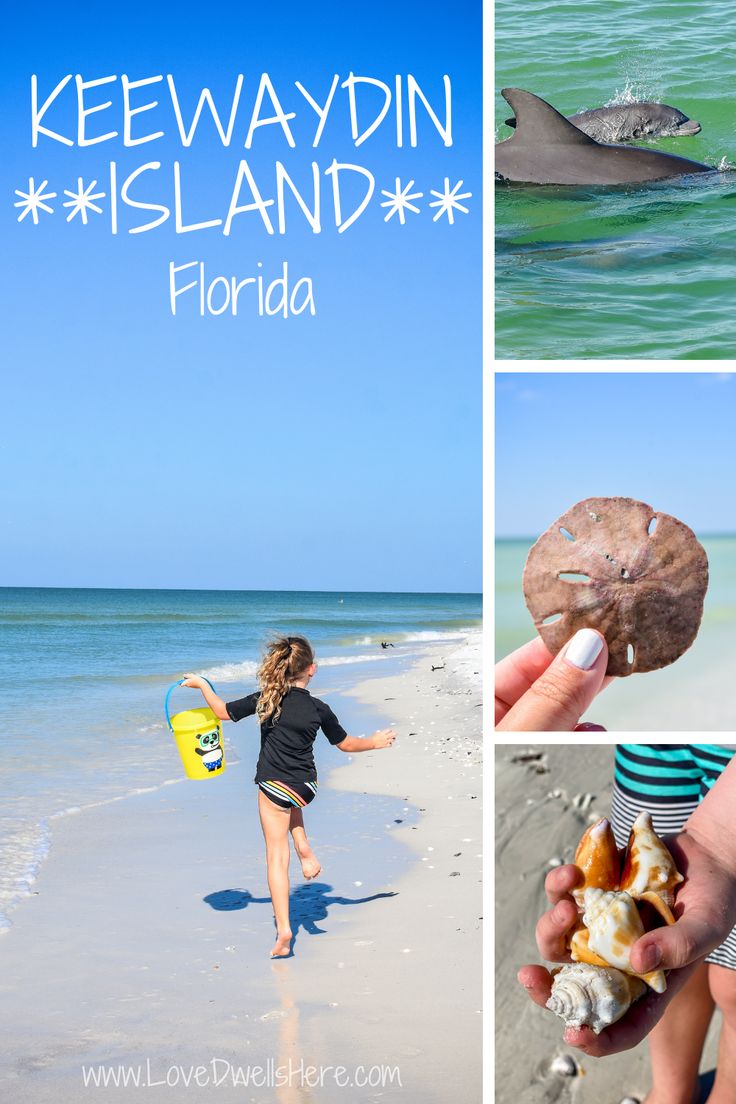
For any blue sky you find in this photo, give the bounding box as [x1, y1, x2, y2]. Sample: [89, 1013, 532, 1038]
[0, 1, 480, 593]
[496, 373, 735, 538]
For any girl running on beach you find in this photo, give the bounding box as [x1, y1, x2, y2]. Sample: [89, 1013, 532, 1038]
[182, 635, 396, 958]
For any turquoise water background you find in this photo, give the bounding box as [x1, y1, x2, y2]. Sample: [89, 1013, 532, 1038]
[496, 536, 736, 729]
[0, 587, 480, 929]
[495, 0, 736, 358]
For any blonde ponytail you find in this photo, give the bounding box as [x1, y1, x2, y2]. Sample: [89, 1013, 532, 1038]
[256, 635, 314, 723]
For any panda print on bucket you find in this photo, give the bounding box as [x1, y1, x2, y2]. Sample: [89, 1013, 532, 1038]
[195, 728, 224, 772]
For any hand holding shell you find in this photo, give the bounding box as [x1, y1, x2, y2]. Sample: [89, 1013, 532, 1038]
[544, 812, 684, 1034]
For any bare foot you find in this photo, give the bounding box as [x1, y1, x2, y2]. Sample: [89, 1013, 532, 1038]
[270, 930, 293, 958]
[297, 847, 321, 880]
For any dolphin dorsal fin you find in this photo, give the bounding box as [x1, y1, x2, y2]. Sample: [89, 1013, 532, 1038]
[501, 88, 597, 145]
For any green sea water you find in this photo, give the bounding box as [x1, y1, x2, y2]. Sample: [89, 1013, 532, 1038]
[495, 0, 736, 359]
[496, 536, 736, 729]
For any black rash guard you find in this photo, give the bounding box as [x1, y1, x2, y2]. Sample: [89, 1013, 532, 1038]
[226, 686, 348, 784]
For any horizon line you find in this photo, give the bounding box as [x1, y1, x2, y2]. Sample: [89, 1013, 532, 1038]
[0, 584, 482, 597]
[496, 530, 735, 543]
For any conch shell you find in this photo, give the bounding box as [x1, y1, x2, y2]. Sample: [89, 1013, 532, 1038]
[571, 887, 667, 994]
[572, 817, 620, 907]
[620, 811, 684, 922]
[546, 962, 646, 1035]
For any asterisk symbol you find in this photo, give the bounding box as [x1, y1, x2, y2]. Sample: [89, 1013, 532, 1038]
[379, 177, 423, 224]
[14, 177, 56, 224]
[62, 178, 105, 224]
[428, 178, 472, 225]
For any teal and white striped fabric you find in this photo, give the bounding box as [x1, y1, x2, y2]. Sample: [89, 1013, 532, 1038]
[611, 745, 736, 971]
[614, 744, 735, 804]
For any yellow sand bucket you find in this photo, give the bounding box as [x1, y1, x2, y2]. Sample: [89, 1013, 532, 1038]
[165, 678, 226, 780]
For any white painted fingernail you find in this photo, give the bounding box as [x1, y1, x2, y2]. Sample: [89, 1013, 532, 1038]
[564, 628, 604, 671]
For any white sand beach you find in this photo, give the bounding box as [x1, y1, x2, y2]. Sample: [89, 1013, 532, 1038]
[494, 744, 720, 1104]
[0, 637, 481, 1103]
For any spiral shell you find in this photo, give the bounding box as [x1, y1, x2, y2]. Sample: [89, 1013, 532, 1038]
[546, 962, 646, 1035]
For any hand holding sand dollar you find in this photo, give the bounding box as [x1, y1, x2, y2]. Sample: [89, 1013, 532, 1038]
[523, 497, 708, 677]
[496, 497, 709, 730]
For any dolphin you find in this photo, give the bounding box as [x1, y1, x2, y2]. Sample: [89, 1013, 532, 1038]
[504, 101, 701, 143]
[495, 88, 713, 185]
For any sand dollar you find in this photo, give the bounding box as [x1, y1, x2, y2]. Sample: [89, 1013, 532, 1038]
[522, 497, 708, 677]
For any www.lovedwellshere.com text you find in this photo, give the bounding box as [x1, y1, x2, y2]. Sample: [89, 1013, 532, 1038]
[15, 72, 471, 317]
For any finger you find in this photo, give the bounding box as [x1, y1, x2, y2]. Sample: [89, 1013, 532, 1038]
[494, 637, 555, 723]
[631, 913, 719, 973]
[536, 898, 578, 962]
[517, 964, 554, 1009]
[496, 629, 609, 732]
[544, 864, 583, 905]
[574, 722, 607, 732]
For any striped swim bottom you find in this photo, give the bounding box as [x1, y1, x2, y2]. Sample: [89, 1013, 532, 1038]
[611, 744, 736, 972]
[258, 778, 318, 810]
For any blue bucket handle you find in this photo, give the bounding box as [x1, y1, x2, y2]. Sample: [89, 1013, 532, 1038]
[165, 677, 217, 732]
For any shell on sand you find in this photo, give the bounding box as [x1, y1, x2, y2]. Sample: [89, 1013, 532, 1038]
[546, 962, 647, 1035]
[522, 497, 708, 677]
[549, 1054, 578, 1077]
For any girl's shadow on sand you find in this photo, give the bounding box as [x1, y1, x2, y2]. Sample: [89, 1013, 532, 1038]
[204, 884, 397, 953]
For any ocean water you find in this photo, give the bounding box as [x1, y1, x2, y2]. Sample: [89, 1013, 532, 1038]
[495, 0, 736, 359]
[496, 536, 736, 728]
[0, 587, 480, 930]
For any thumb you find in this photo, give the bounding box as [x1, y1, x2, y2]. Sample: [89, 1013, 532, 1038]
[496, 629, 608, 732]
[631, 916, 714, 973]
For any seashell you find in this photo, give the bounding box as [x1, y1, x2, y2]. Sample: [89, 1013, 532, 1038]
[522, 496, 708, 678]
[569, 924, 616, 969]
[546, 962, 646, 1035]
[572, 817, 620, 906]
[578, 888, 667, 993]
[544, 809, 684, 1039]
[569, 922, 668, 993]
[620, 811, 683, 920]
[549, 1054, 577, 1077]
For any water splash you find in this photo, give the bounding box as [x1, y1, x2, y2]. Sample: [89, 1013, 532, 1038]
[606, 80, 641, 106]
[607, 52, 665, 106]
